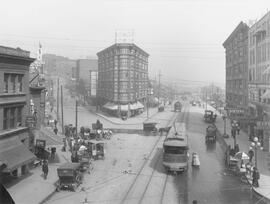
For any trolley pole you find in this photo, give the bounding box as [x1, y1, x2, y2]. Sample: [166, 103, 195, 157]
[61, 85, 64, 134]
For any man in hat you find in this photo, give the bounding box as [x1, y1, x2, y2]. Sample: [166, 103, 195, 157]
[252, 167, 260, 187]
[248, 147, 254, 163]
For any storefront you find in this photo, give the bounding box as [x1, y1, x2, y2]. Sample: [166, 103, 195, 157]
[102, 101, 144, 118]
[0, 136, 36, 178]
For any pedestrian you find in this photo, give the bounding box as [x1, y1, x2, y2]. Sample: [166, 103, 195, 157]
[252, 167, 260, 187]
[248, 147, 254, 162]
[54, 128, 58, 135]
[237, 124, 240, 135]
[42, 160, 49, 180]
[54, 119, 58, 128]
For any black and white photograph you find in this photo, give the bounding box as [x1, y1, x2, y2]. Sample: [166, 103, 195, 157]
[0, 0, 270, 203]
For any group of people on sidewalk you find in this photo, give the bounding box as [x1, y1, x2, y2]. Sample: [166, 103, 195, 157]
[226, 136, 260, 188]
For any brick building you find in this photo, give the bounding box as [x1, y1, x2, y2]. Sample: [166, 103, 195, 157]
[0, 46, 36, 178]
[97, 43, 149, 118]
[248, 11, 270, 151]
[223, 22, 249, 120]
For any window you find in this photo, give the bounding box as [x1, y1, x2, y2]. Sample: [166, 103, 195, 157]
[2, 106, 23, 130]
[3, 108, 8, 130]
[18, 75, 23, 92]
[10, 75, 16, 93]
[10, 108, 16, 128]
[4, 74, 9, 93]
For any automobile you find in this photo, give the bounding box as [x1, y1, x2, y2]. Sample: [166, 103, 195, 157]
[204, 110, 217, 123]
[205, 124, 217, 143]
[56, 163, 83, 191]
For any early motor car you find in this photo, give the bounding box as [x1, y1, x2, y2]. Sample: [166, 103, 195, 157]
[56, 163, 82, 191]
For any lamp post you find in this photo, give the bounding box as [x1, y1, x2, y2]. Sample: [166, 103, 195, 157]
[250, 136, 263, 169]
[231, 121, 237, 148]
[222, 114, 229, 138]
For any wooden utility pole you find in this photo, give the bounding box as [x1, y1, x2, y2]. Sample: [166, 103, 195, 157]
[206, 89, 208, 110]
[75, 100, 78, 137]
[57, 78, 59, 121]
[158, 70, 161, 107]
[61, 85, 64, 134]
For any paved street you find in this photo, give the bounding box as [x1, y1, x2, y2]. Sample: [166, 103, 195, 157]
[44, 104, 264, 204]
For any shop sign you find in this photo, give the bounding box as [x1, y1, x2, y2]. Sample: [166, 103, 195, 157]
[25, 116, 36, 128]
[227, 108, 245, 114]
[256, 121, 270, 130]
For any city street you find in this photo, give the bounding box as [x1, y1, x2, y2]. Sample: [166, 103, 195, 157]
[44, 105, 263, 204]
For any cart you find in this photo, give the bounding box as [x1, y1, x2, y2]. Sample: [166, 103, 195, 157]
[56, 163, 82, 191]
[143, 120, 158, 135]
[205, 124, 217, 143]
[84, 140, 106, 160]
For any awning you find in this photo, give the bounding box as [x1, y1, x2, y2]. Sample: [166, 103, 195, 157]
[262, 90, 270, 99]
[103, 102, 118, 110]
[120, 104, 129, 111]
[0, 136, 36, 172]
[130, 101, 144, 110]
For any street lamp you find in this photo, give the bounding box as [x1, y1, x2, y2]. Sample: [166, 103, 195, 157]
[222, 114, 229, 138]
[250, 136, 263, 168]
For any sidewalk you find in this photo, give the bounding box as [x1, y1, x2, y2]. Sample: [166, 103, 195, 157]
[202, 103, 270, 202]
[5, 129, 71, 204]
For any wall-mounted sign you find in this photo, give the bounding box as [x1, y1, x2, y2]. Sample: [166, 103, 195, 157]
[256, 121, 270, 130]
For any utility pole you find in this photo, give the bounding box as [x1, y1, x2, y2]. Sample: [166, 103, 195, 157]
[147, 87, 149, 119]
[158, 70, 161, 107]
[61, 85, 64, 134]
[206, 89, 208, 110]
[57, 78, 59, 121]
[75, 100, 78, 137]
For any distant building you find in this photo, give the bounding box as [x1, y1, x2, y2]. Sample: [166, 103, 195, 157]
[76, 59, 98, 98]
[248, 11, 270, 151]
[0, 46, 36, 178]
[97, 43, 149, 118]
[223, 22, 249, 121]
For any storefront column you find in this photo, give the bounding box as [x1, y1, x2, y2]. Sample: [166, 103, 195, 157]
[17, 167, 22, 177]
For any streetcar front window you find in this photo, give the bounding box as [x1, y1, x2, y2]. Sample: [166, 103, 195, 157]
[164, 146, 186, 154]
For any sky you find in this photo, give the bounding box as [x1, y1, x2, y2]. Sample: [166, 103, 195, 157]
[0, 0, 270, 88]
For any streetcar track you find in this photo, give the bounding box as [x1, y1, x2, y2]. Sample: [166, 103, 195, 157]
[121, 103, 189, 204]
[120, 108, 180, 204]
[142, 105, 189, 204]
[160, 174, 169, 204]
